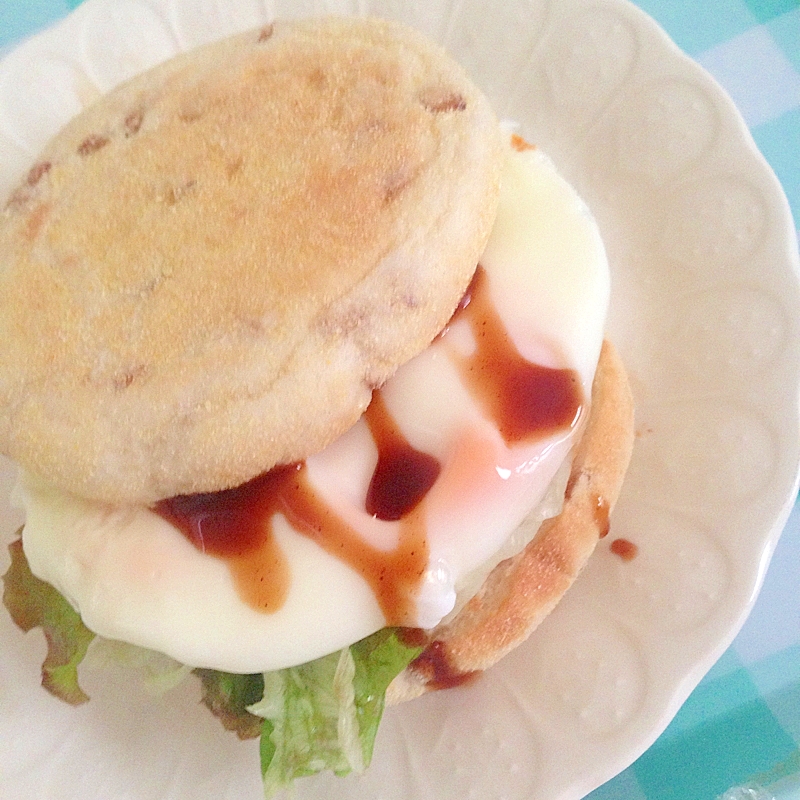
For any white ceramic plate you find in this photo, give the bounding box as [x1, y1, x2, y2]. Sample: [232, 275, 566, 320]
[1, 1, 799, 798]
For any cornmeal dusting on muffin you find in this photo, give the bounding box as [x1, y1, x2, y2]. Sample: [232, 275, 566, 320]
[0, 17, 501, 505]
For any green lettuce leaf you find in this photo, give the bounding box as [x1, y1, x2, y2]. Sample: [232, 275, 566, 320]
[249, 628, 423, 796]
[3, 535, 423, 794]
[84, 638, 193, 694]
[2, 535, 95, 704]
[194, 669, 265, 740]
[350, 627, 421, 765]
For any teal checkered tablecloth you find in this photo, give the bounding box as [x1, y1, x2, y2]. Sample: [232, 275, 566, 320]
[1, 2, 798, 799]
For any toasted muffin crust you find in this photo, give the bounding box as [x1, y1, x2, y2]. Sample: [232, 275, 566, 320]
[0, 17, 501, 504]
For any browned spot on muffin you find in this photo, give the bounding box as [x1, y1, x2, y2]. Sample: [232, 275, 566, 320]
[384, 168, 415, 204]
[307, 67, 327, 90]
[124, 108, 144, 137]
[23, 203, 51, 243]
[78, 134, 110, 156]
[257, 23, 274, 42]
[178, 105, 203, 123]
[419, 90, 467, 113]
[4, 187, 30, 212]
[226, 157, 244, 180]
[316, 305, 368, 337]
[113, 365, 147, 391]
[159, 180, 197, 205]
[26, 161, 52, 187]
[4, 161, 52, 213]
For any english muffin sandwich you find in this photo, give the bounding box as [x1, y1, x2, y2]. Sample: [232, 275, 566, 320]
[0, 15, 633, 793]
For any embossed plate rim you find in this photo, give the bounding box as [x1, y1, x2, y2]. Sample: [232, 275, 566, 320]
[0, 0, 798, 798]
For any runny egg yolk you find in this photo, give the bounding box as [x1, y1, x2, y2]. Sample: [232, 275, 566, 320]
[18, 135, 609, 674]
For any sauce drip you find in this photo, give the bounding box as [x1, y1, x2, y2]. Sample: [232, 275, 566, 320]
[510, 133, 536, 152]
[594, 494, 610, 539]
[453, 266, 583, 443]
[364, 391, 441, 521]
[155, 467, 296, 612]
[410, 640, 478, 690]
[155, 396, 434, 624]
[610, 538, 638, 561]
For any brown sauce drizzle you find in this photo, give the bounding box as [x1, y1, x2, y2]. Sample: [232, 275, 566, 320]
[155, 467, 295, 613]
[364, 391, 440, 521]
[397, 627, 428, 648]
[511, 133, 536, 152]
[156, 457, 429, 624]
[409, 640, 478, 690]
[594, 494, 610, 539]
[610, 538, 638, 561]
[155, 264, 585, 626]
[451, 265, 583, 444]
